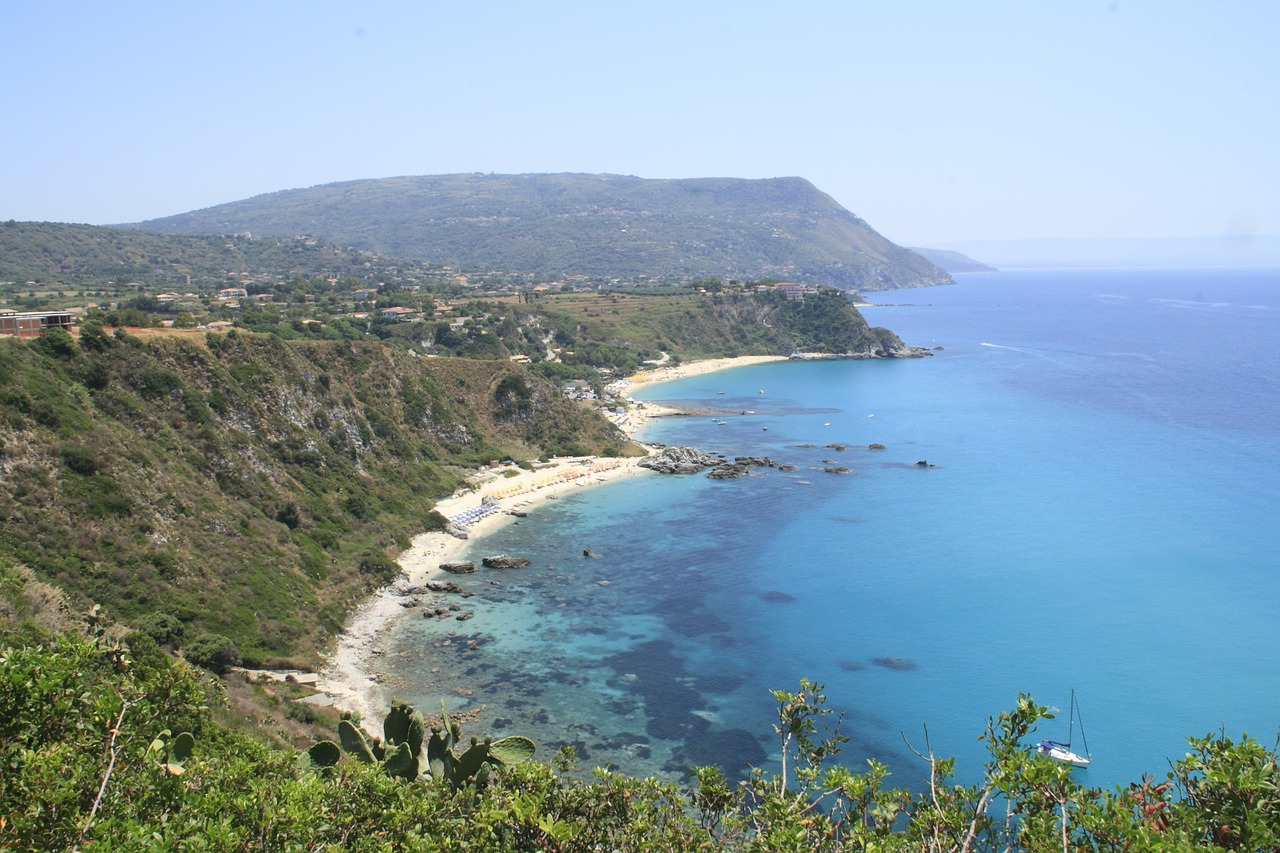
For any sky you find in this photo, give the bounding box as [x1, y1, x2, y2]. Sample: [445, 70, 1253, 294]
[2, 1, 1277, 248]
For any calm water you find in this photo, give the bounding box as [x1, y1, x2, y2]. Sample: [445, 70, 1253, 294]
[378, 267, 1280, 791]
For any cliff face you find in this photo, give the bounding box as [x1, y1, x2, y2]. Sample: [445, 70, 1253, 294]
[0, 332, 637, 664]
[133, 173, 953, 292]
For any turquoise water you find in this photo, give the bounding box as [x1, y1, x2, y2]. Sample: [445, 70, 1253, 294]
[379, 267, 1280, 791]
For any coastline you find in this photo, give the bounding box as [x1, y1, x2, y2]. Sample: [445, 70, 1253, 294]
[314, 353, 787, 726]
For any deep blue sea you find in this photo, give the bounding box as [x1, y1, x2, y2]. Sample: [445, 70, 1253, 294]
[379, 267, 1280, 792]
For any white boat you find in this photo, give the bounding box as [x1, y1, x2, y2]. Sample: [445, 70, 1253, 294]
[1035, 689, 1091, 767]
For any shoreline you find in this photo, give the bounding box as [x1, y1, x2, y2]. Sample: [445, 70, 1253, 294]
[314, 354, 787, 726]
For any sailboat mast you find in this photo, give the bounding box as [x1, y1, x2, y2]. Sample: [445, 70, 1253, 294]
[1067, 689, 1075, 749]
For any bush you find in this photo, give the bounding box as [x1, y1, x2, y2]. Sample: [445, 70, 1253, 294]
[275, 502, 301, 530]
[31, 327, 77, 359]
[285, 701, 319, 725]
[77, 323, 114, 352]
[136, 366, 183, 400]
[356, 551, 400, 582]
[183, 631, 241, 674]
[58, 442, 101, 476]
[136, 611, 185, 645]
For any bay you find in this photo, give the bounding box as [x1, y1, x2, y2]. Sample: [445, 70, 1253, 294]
[378, 266, 1280, 791]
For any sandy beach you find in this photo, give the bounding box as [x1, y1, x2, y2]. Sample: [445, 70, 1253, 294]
[314, 354, 787, 725]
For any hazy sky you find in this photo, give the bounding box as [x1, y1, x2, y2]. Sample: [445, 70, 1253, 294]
[3, 1, 1276, 246]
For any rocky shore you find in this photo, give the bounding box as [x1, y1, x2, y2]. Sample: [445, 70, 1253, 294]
[638, 446, 782, 479]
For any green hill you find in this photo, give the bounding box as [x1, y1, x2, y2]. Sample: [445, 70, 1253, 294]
[0, 330, 636, 667]
[0, 220, 433, 289]
[130, 173, 953, 291]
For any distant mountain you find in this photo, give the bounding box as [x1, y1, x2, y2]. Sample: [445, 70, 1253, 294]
[937, 236, 1280, 269]
[130, 173, 952, 292]
[907, 247, 997, 274]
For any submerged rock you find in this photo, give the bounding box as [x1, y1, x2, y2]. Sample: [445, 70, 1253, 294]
[872, 656, 918, 671]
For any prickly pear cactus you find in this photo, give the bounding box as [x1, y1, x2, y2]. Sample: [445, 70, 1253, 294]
[302, 698, 534, 787]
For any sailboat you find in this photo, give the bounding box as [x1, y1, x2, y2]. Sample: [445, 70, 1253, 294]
[1035, 689, 1091, 768]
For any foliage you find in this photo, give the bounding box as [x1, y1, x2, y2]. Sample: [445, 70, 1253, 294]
[182, 631, 241, 674]
[303, 699, 537, 790]
[1, 638, 1278, 851]
[135, 611, 184, 645]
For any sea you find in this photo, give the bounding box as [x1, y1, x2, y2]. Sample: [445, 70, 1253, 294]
[376, 266, 1280, 793]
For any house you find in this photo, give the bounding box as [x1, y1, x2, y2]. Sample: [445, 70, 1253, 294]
[217, 287, 248, 300]
[380, 306, 416, 320]
[353, 288, 379, 301]
[771, 281, 820, 301]
[0, 310, 75, 338]
[508, 354, 531, 364]
[562, 380, 597, 401]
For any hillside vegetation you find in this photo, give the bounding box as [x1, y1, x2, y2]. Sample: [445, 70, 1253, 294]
[515, 287, 910, 362]
[0, 220, 441, 291]
[2, 622, 1276, 850]
[0, 329, 635, 667]
[133, 173, 953, 291]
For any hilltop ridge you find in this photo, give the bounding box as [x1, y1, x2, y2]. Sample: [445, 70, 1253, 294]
[131, 173, 952, 292]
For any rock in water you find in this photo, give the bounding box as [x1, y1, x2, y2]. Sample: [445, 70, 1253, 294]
[482, 555, 532, 569]
[638, 446, 721, 474]
[439, 561, 477, 574]
[707, 456, 780, 479]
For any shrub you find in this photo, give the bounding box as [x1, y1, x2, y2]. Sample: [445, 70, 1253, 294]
[58, 442, 101, 476]
[275, 502, 301, 530]
[183, 632, 241, 674]
[136, 366, 183, 400]
[31, 327, 77, 359]
[136, 611, 185, 645]
[78, 323, 114, 352]
[285, 701, 319, 725]
[356, 551, 399, 582]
